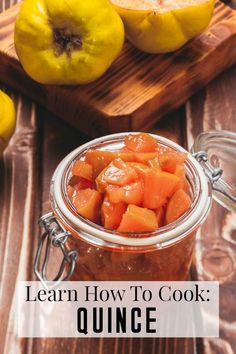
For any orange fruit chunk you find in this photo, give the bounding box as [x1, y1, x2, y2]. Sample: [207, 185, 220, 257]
[174, 165, 189, 192]
[107, 180, 143, 205]
[165, 189, 191, 225]
[134, 152, 158, 164]
[148, 157, 161, 170]
[124, 133, 158, 153]
[118, 204, 158, 233]
[143, 170, 180, 209]
[85, 150, 116, 177]
[101, 197, 127, 230]
[67, 185, 75, 199]
[72, 160, 93, 181]
[71, 188, 102, 223]
[155, 206, 165, 227]
[96, 158, 138, 192]
[85, 149, 135, 177]
[159, 151, 187, 173]
[85, 148, 158, 177]
[68, 133, 192, 231]
[69, 175, 93, 190]
[126, 162, 150, 180]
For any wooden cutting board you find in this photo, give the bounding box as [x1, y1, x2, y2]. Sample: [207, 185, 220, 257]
[0, 2, 236, 137]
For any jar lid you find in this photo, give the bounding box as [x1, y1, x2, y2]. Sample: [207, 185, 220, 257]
[191, 130, 236, 213]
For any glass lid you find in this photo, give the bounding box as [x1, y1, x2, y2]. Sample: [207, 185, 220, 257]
[192, 130, 236, 213]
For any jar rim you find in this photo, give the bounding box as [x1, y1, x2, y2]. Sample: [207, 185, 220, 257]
[51, 132, 211, 248]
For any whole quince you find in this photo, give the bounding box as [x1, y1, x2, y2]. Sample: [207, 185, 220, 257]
[111, 0, 215, 53]
[0, 90, 16, 156]
[14, 0, 124, 85]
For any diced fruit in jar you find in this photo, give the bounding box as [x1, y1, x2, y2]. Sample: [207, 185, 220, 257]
[107, 180, 143, 205]
[126, 162, 150, 180]
[71, 188, 102, 223]
[72, 160, 93, 181]
[85, 149, 136, 177]
[155, 206, 165, 227]
[101, 197, 127, 230]
[159, 151, 187, 173]
[67, 175, 94, 200]
[69, 175, 93, 190]
[125, 133, 158, 152]
[68, 133, 192, 233]
[67, 185, 75, 199]
[118, 204, 158, 233]
[96, 158, 138, 192]
[134, 152, 158, 164]
[165, 189, 192, 225]
[85, 150, 116, 177]
[143, 170, 180, 209]
[148, 157, 161, 170]
[174, 164, 189, 192]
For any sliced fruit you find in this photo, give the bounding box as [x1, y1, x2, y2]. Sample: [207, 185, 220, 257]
[148, 157, 161, 170]
[158, 146, 173, 155]
[117, 204, 158, 233]
[174, 164, 189, 192]
[85, 150, 116, 177]
[96, 158, 138, 192]
[126, 162, 150, 180]
[107, 180, 143, 205]
[118, 146, 132, 152]
[101, 197, 127, 230]
[85, 149, 135, 177]
[143, 170, 180, 209]
[155, 206, 165, 227]
[85, 148, 158, 177]
[159, 151, 187, 173]
[124, 133, 158, 152]
[68, 133, 192, 231]
[111, 0, 214, 54]
[71, 188, 102, 223]
[67, 185, 75, 199]
[134, 152, 158, 164]
[72, 160, 93, 181]
[165, 189, 192, 225]
[68, 175, 93, 190]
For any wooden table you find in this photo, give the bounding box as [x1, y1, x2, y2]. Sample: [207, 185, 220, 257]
[1, 1, 236, 353]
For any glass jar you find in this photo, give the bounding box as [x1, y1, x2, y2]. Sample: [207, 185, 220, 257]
[34, 131, 236, 284]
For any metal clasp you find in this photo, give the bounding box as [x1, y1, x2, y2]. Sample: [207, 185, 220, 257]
[192, 151, 223, 183]
[193, 151, 236, 205]
[34, 212, 78, 288]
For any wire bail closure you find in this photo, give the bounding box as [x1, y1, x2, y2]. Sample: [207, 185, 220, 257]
[34, 212, 78, 289]
[192, 151, 223, 182]
[193, 151, 236, 205]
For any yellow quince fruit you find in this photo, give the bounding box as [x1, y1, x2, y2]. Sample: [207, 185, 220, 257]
[0, 90, 16, 156]
[111, 0, 215, 53]
[14, 0, 124, 85]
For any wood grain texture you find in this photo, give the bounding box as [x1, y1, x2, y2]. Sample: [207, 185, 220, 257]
[0, 91, 39, 354]
[186, 65, 236, 354]
[0, 2, 236, 136]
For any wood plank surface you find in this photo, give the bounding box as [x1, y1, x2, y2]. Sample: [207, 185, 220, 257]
[0, 90, 39, 354]
[186, 64, 236, 354]
[0, 0, 236, 354]
[0, 2, 236, 136]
